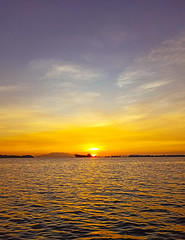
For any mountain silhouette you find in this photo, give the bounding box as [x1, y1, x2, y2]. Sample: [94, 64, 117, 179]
[38, 152, 75, 158]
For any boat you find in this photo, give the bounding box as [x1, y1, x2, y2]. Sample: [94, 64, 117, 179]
[74, 153, 92, 158]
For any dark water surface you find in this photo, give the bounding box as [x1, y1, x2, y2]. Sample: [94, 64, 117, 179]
[0, 157, 185, 239]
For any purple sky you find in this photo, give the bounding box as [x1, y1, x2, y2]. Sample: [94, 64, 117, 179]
[0, 0, 185, 154]
[1, 0, 185, 69]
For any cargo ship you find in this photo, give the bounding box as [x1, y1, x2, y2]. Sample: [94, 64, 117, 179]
[74, 153, 92, 158]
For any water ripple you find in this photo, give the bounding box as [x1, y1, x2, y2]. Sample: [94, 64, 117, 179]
[0, 157, 185, 239]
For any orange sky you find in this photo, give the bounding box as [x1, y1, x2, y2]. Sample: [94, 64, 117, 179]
[1, 2, 185, 156]
[1, 109, 185, 156]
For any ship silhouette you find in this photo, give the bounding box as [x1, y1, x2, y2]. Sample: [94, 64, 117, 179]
[74, 153, 92, 158]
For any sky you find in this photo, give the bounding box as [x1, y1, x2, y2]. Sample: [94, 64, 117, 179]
[0, 0, 185, 156]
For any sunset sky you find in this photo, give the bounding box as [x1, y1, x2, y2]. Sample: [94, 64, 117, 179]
[0, 0, 185, 155]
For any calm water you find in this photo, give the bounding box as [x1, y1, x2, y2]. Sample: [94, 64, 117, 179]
[0, 157, 185, 240]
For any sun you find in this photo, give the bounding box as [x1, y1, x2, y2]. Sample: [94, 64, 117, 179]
[88, 147, 99, 157]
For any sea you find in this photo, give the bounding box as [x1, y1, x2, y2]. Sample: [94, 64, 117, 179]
[0, 157, 184, 240]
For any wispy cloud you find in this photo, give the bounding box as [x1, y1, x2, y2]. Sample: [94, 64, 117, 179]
[29, 59, 102, 87]
[26, 59, 103, 112]
[116, 34, 185, 115]
[139, 79, 172, 90]
[0, 59, 105, 134]
[0, 59, 103, 106]
[0, 85, 25, 92]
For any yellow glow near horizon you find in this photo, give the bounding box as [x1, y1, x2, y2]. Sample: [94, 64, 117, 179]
[0, 111, 185, 155]
[92, 154, 96, 157]
[88, 147, 99, 151]
[1, 33, 185, 156]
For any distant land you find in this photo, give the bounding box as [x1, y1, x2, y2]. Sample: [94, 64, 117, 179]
[128, 154, 185, 157]
[0, 155, 34, 158]
[1, 154, 185, 159]
[38, 152, 75, 158]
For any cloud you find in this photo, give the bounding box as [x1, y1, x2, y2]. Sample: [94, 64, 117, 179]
[29, 59, 102, 88]
[117, 69, 153, 87]
[146, 36, 185, 65]
[0, 59, 103, 107]
[0, 85, 24, 92]
[139, 79, 171, 90]
[45, 64, 101, 86]
[0, 59, 105, 134]
[26, 59, 103, 112]
[116, 34, 185, 115]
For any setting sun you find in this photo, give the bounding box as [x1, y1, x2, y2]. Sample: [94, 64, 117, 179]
[89, 147, 99, 157]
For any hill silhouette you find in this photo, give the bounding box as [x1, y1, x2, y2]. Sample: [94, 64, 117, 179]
[0, 155, 34, 158]
[38, 152, 75, 158]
